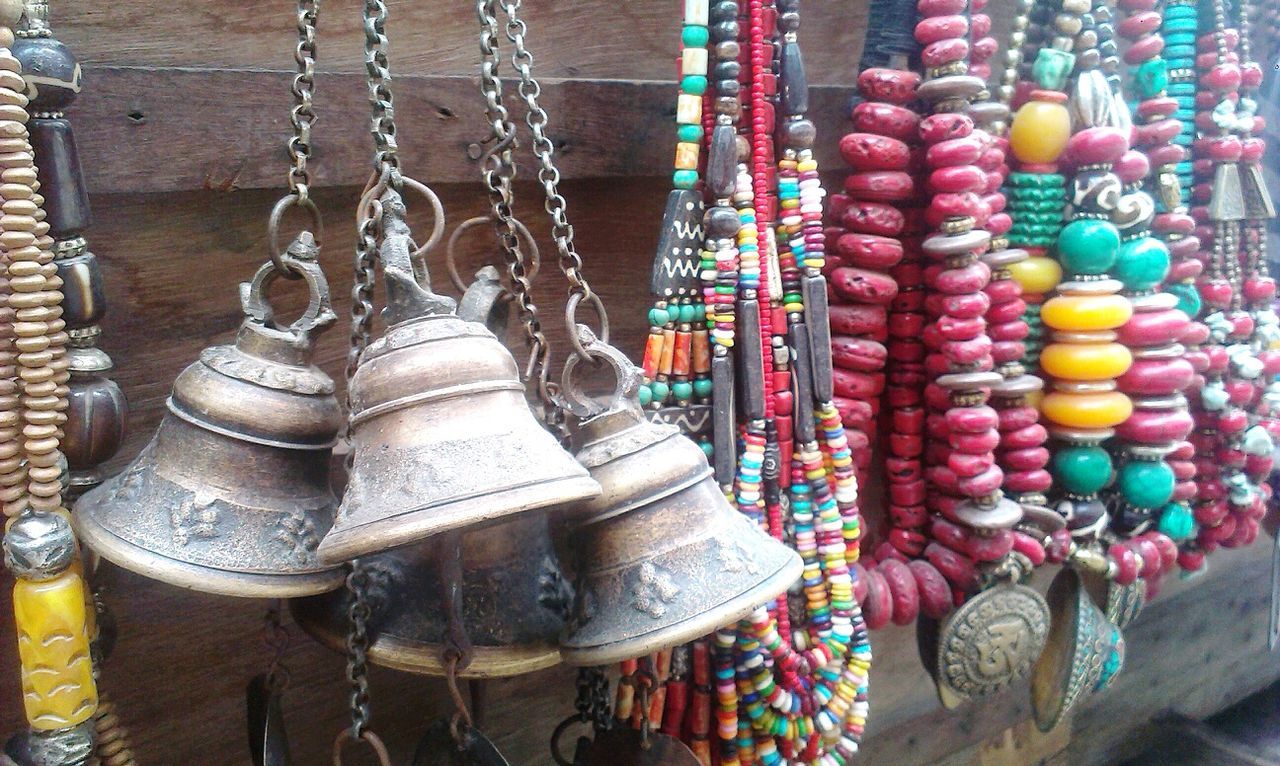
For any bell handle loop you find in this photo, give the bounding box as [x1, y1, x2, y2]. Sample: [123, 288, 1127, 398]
[268, 193, 324, 280]
[558, 325, 643, 419]
[446, 214, 541, 295]
[240, 238, 337, 349]
[331, 729, 391, 766]
[564, 291, 610, 362]
[458, 265, 512, 336]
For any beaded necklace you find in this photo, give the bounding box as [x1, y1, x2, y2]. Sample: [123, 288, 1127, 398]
[1101, 0, 1198, 595]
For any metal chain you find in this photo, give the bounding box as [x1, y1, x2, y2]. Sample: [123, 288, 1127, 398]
[477, 0, 556, 408]
[363, 0, 399, 173]
[499, 0, 609, 359]
[288, 0, 318, 201]
[343, 562, 373, 738]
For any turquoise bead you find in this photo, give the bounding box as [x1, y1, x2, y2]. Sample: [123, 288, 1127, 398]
[678, 303, 696, 323]
[1115, 236, 1170, 291]
[1164, 17, 1197, 32]
[677, 123, 704, 143]
[1053, 445, 1113, 495]
[1166, 281, 1202, 317]
[700, 440, 714, 458]
[681, 24, 709, 46]
[681, 75, 708, 95]
[1057, 218, 1121, 276]
[692, 303, 706, 322]
[673, 169, 699, 189]
[638, 383, 653, 407]
[1033, 48, 1076, 90]
[673, 380, 694, 401]
[1157, 502, 1196, 541]
[649, 306, 670, 326]
[650, 380, 670, 402]
[693, 377, 713, 398]
[1119, 459, 1175, 509]
[1135, 57, 1169, 98]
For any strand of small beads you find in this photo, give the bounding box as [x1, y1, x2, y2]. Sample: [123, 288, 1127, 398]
[1106, 0, 1202, 586]
[641, 0, 714, 444]
[1189, 0, 1259, 556]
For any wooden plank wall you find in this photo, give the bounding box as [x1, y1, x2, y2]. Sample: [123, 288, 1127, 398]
[1, 1, 1278, 764]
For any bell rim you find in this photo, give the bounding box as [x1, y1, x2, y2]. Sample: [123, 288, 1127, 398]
[289, 597, 562, 679]
[73, 507, 346, 598]
[318, 474, 601, 564]
[558, 546, 803, 667]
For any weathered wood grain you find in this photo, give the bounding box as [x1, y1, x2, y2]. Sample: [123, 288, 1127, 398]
[47, 0, 868, 84]
[64, 67, 854, 194]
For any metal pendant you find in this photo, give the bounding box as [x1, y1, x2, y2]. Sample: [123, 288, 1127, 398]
[1241, 160, 1277, 220]
[1030, 568, 1125, 732]
[920, 581, 1050, 709]
[1101, 576, 1146, 630]
[412, 720, 510, 766]
[246, 673, 291, 766]
[575, 729, 700, 766]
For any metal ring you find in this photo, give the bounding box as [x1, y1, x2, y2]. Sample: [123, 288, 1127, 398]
[565, 291, 610, 362]
[446, 215, 541, 294]
[549, 715, 590, 766]
[267, 193, 323, 279]
[398, 175, 447, 261]
[332, 730, 391, 766]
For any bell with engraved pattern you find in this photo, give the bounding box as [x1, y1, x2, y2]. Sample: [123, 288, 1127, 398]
[74, 235, 345, 598]
[556, 329, 803, 666]
[317, 189, 599, 562]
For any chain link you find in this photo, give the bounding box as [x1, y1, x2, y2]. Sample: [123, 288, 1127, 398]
[343, 562, 373, 739]
[499, 0, 609, 355]
[476, 0, 556, 408]
[288, 0, 318, 201]
[363, 0, 399, 173]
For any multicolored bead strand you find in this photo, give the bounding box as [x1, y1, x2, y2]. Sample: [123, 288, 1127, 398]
[1039, 3, 1137, 569]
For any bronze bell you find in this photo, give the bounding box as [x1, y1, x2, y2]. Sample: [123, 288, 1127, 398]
[293, 266, 572, 679]
[557, 329, 803, 667]
[317, 189, 599, 563]
[292, 511, 570, 678]
[74, 235, 345, 598]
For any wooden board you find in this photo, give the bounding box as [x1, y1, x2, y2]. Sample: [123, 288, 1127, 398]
[65, 68, 853, 193]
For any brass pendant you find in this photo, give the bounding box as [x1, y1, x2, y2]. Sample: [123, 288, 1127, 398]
[920, 581, 1050, 709]
[575, 729, 700, 766]
[1030, 568, 1125, 732]
[246, 673, 291, 766]
[412, 720, 510, 766]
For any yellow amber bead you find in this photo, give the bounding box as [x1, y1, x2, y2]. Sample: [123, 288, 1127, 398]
[1040, 294, 1133, 331]
[13, 571, 98, 730]
[1039, 342, 1133, 381]
[1041, 390, 1134, 429]
[1009, 99, 1072, 164]
[1008, 255, 1062, 295]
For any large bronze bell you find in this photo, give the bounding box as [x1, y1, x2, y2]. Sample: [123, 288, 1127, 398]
[74, 235, 345, 597]
[317, 189, 599, 563]
[293, 266, 572, 679]
[557, 329, 803, 667]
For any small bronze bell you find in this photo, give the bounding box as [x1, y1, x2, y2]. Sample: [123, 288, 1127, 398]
[292, 511, 570, 678]
[317, 189, 599, 563]
[1030, 568, 1124, 732]
[74, 235, 345, 598]
[557, 329, 803, 667]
